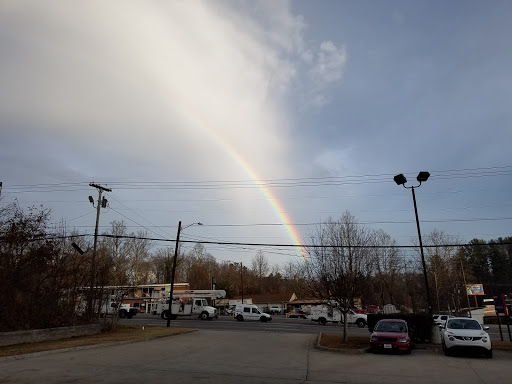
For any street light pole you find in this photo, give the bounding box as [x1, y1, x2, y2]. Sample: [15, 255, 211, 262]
[394, 172, 433, 314]
[411, 187, 432, 314]
[166, 221, 202, 327]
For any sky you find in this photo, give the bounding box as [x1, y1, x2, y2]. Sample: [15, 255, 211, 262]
[1, 0, 511, 268]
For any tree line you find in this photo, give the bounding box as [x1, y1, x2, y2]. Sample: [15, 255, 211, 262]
[1, 202, 510, 331]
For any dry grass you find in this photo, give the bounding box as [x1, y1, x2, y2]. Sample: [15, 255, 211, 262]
[319, 333, 369, 349]
[0, 326, 192, 358]
[492, 340, 512, 350]
[319, 333, 512, 351]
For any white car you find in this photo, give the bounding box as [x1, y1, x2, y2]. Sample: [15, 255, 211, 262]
[440, 317, 492, 358]
[234, 304, 272, 322]
[433, 314, 453, 326]
[269, 306, 282, 315]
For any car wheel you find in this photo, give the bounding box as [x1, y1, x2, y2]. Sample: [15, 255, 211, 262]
[260, 316, 268, 322]
[200, 312, 209, 320]
[236, 314, 243, 321]
[319, 317, 327, 326]
[356, 319, 366, 328]
[444, 348, 451, 357]
[487, 349, 493, 358]
[119, 310, 126, 319]
[161, 310, 168, 319]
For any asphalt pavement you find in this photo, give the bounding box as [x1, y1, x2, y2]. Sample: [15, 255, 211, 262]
[122, 313, 372, 336]
[1, 328, 510, 384]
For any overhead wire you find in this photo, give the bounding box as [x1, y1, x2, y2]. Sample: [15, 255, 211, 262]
[3, 165, 512, 192]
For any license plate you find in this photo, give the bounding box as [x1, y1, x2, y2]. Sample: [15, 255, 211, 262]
[384, 344, 392, 349]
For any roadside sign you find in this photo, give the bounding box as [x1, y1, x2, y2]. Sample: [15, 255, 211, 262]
[466, 284, 484, 295]
[494, 296, 505, 313]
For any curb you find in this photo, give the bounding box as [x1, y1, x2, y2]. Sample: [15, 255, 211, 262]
[314, 332, 370, 355]
[0, 328, 197, 362]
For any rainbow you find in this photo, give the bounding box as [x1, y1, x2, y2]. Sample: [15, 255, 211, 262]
[201, 129, 307, 261]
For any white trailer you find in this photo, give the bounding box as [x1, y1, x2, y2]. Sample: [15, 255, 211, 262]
[155, 290, 226, 320]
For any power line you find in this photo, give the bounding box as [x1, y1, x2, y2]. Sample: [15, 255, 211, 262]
[6, 232, 510, 250]
[3, 165, 512, 191]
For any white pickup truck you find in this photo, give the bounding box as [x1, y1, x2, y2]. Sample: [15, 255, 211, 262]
[98, 301, 137, 319]
[309, 305, 367, 328]
[268, 306, 282, 315]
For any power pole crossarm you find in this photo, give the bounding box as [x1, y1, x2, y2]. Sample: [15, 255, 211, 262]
[89, 183, 112, 192]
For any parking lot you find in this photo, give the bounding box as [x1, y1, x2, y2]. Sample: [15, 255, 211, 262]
[1, 328, 510, 384]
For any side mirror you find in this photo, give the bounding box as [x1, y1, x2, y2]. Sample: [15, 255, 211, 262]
[483, 326, 489, 331]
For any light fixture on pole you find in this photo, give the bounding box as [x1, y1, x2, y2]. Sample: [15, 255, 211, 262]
[394, 171, 432, 314]
[167, 221, 203, 327]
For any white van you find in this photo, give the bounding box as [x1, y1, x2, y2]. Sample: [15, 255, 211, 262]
[234, 304, 272, 322]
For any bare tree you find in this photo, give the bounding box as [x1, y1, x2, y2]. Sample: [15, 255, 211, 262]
[422, 230, 461, 313]
[126, 231, 152, 285]
[103, 220, 130, 285]
[305, 211, 373, 342]
[251, 250, 270, 294]
[370, 229, 402, 306]
[283, 260, 309, 297]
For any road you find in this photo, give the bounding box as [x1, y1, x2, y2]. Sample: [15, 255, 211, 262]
[124, 314, 510, 341]
[122, 313, 371, 336]
[1, 328, 510, 384]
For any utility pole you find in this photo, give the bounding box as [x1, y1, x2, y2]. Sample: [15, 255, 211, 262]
[167, 221, 182, 327]
[460, 259, 472, 318]
[88, 183, 111, 321]
[240, 262, 244, 304]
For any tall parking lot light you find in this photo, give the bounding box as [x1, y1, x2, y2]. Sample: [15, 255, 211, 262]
[394, 172, 433, 314]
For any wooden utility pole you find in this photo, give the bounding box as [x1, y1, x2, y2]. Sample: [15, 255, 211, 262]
[88, 183, 111, 321]
[241, 262, 244, 304]
[167, 221, 182, 327]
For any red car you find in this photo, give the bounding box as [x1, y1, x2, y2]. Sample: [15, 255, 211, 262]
[370, 319, 413, 354]
[352, 308, 367, 314]
[365, 306, 380, 314]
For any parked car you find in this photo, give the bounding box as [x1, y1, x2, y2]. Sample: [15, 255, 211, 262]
[224, 306, 235, 315]
[268, 306, 282, 315]
[288, 309, 308, 319]
[366, 305, 380, 314]
[440, 317, 492, 358]
[370, 319, 413, 354]
[433, 314, 452, 326]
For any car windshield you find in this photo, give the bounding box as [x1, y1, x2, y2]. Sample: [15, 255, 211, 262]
[446, 319, 481, 330]
[375, 321, 407, 333]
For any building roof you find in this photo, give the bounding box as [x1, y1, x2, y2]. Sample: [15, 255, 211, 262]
[231, 293, 296, 303]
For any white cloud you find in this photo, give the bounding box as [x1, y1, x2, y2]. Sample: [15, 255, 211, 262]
[313, 147, 355, 176]
[0, 1, 315, 180]
[310, 41, 347, 85]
